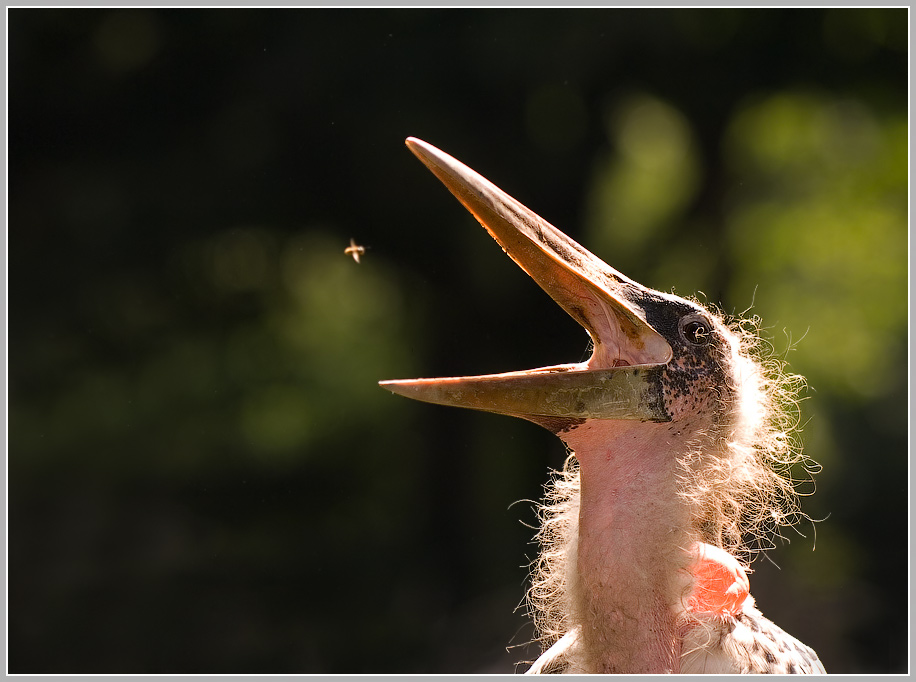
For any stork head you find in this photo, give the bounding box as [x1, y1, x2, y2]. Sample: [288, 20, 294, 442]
[380, 138, 747, 442]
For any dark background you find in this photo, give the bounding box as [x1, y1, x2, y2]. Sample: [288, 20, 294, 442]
[8, 8, 908, 674]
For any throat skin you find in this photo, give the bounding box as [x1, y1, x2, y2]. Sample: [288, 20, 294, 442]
[561, 420, 697, 674]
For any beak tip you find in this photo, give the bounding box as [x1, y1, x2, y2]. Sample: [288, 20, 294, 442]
[405, 136, 427, 154]
[404, 137, 442, 170]
[378, 379, 409, 397]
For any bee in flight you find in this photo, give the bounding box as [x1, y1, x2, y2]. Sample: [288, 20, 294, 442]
[344, 238, 367, 263]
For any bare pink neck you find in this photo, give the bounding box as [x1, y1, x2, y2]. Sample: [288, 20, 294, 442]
[562, 420, 693, 673]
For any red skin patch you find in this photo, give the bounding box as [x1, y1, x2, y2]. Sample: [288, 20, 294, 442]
[686, 543, 750, 616]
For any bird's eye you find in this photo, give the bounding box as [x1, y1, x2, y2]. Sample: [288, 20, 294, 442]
[680, 316, 712, 346]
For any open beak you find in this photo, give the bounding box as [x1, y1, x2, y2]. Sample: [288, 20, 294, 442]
[379, 138, 674, 427]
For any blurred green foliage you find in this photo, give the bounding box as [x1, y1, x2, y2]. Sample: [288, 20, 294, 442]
[12, 227, 416, 476]
[9, 7, 907, 674]
[586, 94, 703, 260]
[725, 92, 906, 400]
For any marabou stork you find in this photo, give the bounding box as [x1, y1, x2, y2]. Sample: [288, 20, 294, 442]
[381, 138, 825, 674]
